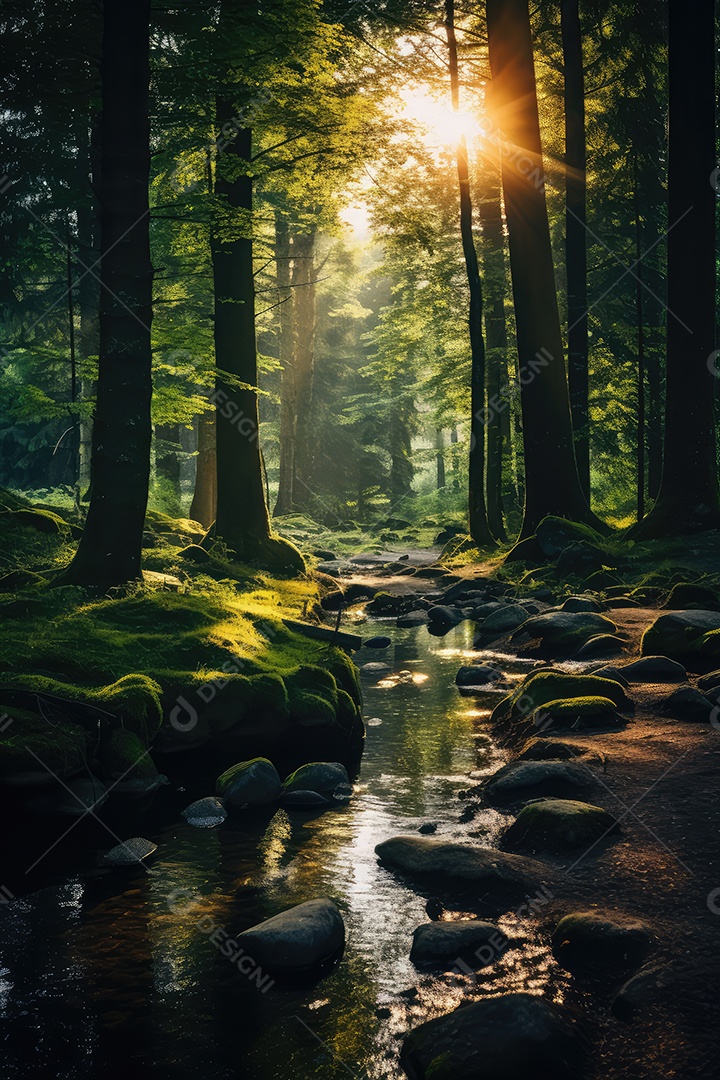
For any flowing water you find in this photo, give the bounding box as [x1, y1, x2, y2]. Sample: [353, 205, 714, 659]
[0, 618, 557, 1079]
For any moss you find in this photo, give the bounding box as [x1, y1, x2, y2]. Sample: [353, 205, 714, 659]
[0, 707, 89, 779]
[98, 729, 158, 780]
[531, 695, 621, 727]
[494, 670, 631, 724]
[10, 508, 69, 535]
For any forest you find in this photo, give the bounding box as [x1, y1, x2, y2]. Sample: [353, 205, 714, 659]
[0, 0, 719, 1077]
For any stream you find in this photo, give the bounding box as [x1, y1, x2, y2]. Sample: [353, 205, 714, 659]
[0, 616, 563, 1079]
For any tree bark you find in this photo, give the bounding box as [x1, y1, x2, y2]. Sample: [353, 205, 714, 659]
[210, 0, 303, 570]
[445, 0, 494, 547]
[190, 409, 217, 527]
[61, 0, 153, 587]
[290, 229, 317, 504]
[436, 429, 446, 489]
[485, 0, 599, 538]
[478, 158, 509, 541]
[632, 0, 720, 535]
[561, 0, 590, 501]
[273, 215, 296, 515]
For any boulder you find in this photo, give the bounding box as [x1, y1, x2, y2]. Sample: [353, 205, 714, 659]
[612, 962, 674, 1019]
[363, 635, 392, 649]
[589, 665, 629, 687]
[619, 656, 687, 683]
[103, 837, 157, 866]
[518, 611, 618, 653]
[502, 798, 620, 853]
[556, 541, 607, 578]
[536, 516, 604, 558]
[375, 835, 545, 892]
[552, 911, 652, 977]
[359, 661, 392, 678]
[661, 686, 715, 723]
[573, 634, 625, 659]
[281, 790, 331, 807]
[663, 582, 720, 612]
[641, 609, 720, 660]
[427, 605, 465, 630]
[178, 544, 212, 563]
[216, 758, 282, 808]
[698, 668, 720, 692]
[516, 738, 596, 763]
[562, 595, 603, 613]
[234, 898, 345, 973]
[531, 696, 625, 732]
[396, 610, 430, 628]
[410, 919, 500, 964]
[492, 670, 632, 726]
[182, 796, 227, 827]
[455, 664, 507, 689]
[282, 761, 350, 803]
[401, 993, 584, 1080]
[480, 605, 530, 635]
[482, 760, 597, 806]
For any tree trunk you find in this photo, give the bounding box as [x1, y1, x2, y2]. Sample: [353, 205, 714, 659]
[210, 0, 303, 570]
[436, 429, 446, 490]
[633, 152, 646, 522]
[478, 158, 509, 541]
[61, 0, 153, 587]
[632, 0, 720, 535]
[290, 229, 317, 504]
[485, 0, 599, 538]
[77, 125, 100, 502]
[561, 0, 590, 501]
[273, 215, 296, 515]
[190, 409, 217, 527]
[445, 0, 494, 547]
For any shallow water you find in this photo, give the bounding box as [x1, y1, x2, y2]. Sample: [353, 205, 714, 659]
[0, 619, 557, 1079]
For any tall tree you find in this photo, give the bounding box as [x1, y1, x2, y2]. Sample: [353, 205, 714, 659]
[561, 0, 590, 500]
[485, 0, 599, 538]
[632, 0, 720, 535]
[210, 0, 303, 569]
[273, 215, 295, 515]
[445, 0, 494, 547]
[62, 0, 152, 586]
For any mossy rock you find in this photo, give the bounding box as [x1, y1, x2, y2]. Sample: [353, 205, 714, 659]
[552, 911, 652, 978]
[536, 516, 604, 559]
[492, 670, 632, 726]
[282, 760, 350, 800]
[663, 582, 720, 612]
[216, 757, 282, 806]
[517, 611, 618, 653]
[0, 707, 89, 781]
[98, 729, 158, 782]
[641, 609, 720, 660]
[178, 544, 213, 563]
[532, 696, 625, 732]
[502, 798, 620, 853]
[10, 508, 68, 534]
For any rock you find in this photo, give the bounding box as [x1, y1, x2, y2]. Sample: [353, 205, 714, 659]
[619, 656, 687, 683]
[556, 541, 607, 578]
[11, 508, 67, 534]
[396, 610, 429, 628]
[234, 898, 345, 973]
[516, 738, 595, 762]
[532, 696, 625, 732]
[502, 798, 620, 853]
[482, 760, 597, 806]
[562, 595, 603, 613]
[410, 919, 500, 964]
[320, 590, 345, 611]
[312, 548, 338, 560]
[182, 796, 227, 827]
[698, 668, 720, 692]
[492, 670, 633, 727]
[552, 911, 652, 977]
[589, 665, 630, 687]
[103, 837, 157, 866]
[363, 635, 392, 649]
[282, 761, 350, 802]
[536, 515, 604, 558]
[641, 609, 720, 660]
[455, 664, 507, 688]
[661, 686, 715, 722]
[612, 962, 674, 1019]
[359, 661, 392, 678]
[573, 633, 625, 659]
[518, 611, 618, 652]
[604, 597, 641, 609]
[281, 789, 331, 807]
[427, 605, 464, 630]
[216, 758, 282, 808]
[375, 836, 546, 892]
[479, 605, 530, 635]
[418, 822, 438, 834]
[663, 582, 720, 612]
[401, 993, 584, 1080]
